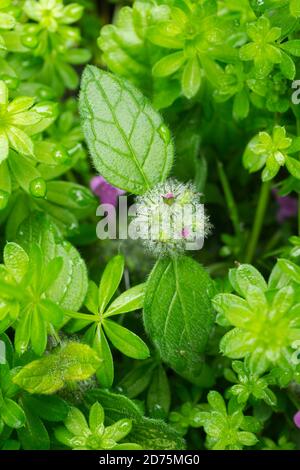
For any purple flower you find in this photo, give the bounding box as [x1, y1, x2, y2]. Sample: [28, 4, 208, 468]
[293, 410, 300, 429]
[272, 189, 298, 223]
[90, 176, 125, 207]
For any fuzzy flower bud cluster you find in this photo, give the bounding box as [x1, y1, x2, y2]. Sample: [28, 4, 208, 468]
[131, 179, 211, 256]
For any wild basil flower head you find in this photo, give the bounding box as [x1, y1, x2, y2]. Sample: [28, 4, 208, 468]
[131, 179, 211, 256]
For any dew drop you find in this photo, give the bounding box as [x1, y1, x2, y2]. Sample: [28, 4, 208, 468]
[21, 34, 38, 49]
[158, 124, 171, 144]
[69, 188, 92, 207]
[29, 177, 47, 198]
[0, 190, 9, 210]
[37, 87, 55, 101]
[53, 146, 69, 164]
[0, 74, 19, 90]
[68, 221, 79, 235]
[34, 101, 55, 117]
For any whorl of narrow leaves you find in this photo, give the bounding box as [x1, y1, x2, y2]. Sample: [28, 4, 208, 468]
[143, 256, 215, 384]
[85, 389, 185, 450]
[79, 66, 174, 194]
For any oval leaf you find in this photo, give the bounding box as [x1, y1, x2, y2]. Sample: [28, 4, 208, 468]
[79, 66, 174, 194]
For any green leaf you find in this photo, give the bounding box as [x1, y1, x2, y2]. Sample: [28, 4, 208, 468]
[98, 254, 124, 314]
[85, 389, 143, 422]
[290, 0, 300, 17]
[84, 281, 99, 315]
[3, 242, 28, 283]
[79, 66, 174, 194]
[152, 52, 185, 77]
[17, 399, 50, 450]
[14, 310, 31, 355]
[30, 308, 47, 356]
[220, 329, 253, 358]
[280, 51, 296, 80]
[286, 156, 300, 179]
[39, 299, 64, 327]
[147, 365, 171, 419]
[207, 391, 227, 414]
[229, 264, 267, 297]
[104, 418, 132, 442]
[89, 402, 104, 432]
[144, 256, 215, 384]
[40, 257, 63, 292]
[45, 181, 96, 211]
[182, 57, 201, 99]
[277, 258, 300, 283]
[0, 134, 9, 163]
[104, 283, 145, 317]
[281, 40, 300, 57]
[233, 89, 249, 120]
[213, 294, 253, 328]
[45, 241, 88, 312]
[64, 407, 89, 436]
[287, 136, 300, 154]
[8, 152, 43, 195]
[17, 213, 88, 312]
[6, 126, 34, 156]
[118, 361, 155, 399]
[85, 389, 185, 450]
[1, 398, 25, 429]
[93, 325, 114, 388]
[22, 395, 69, 422]
[13, 342, 101, 394]
[103, 319, 150, 360]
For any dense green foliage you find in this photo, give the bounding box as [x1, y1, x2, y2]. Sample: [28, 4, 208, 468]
[0, 0, 300, 452]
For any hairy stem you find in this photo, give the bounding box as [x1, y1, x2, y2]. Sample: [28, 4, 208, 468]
[245, 180, 271, 264]
[217, 160, 242, 244]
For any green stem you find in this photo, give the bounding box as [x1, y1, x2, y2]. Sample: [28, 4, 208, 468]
[245, 180, 271, 264]
[49, 325, 61, 346]
[298, 194, 300, 236]
[217, 160, 242, 243]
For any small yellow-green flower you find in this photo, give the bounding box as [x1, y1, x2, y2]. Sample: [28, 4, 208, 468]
[22, 0, 83, 51]
[0, 80, 56, 162]
[242, 125, 300, 181]
[240, 16, 282, 78]
[23, 0, 83, 33]
[0, 0, 16, 50]
[149, 1, 230, 98]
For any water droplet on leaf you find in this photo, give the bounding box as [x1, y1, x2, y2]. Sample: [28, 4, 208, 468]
[53, 146, 69, 164]
[21, 34, 38, 49]
[158, 124, 171, 144]
[69, 188, 93, 207]
[30, 177, 47, 198]
[0, 75, 19, 90]
[0, 190, 9, 210]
